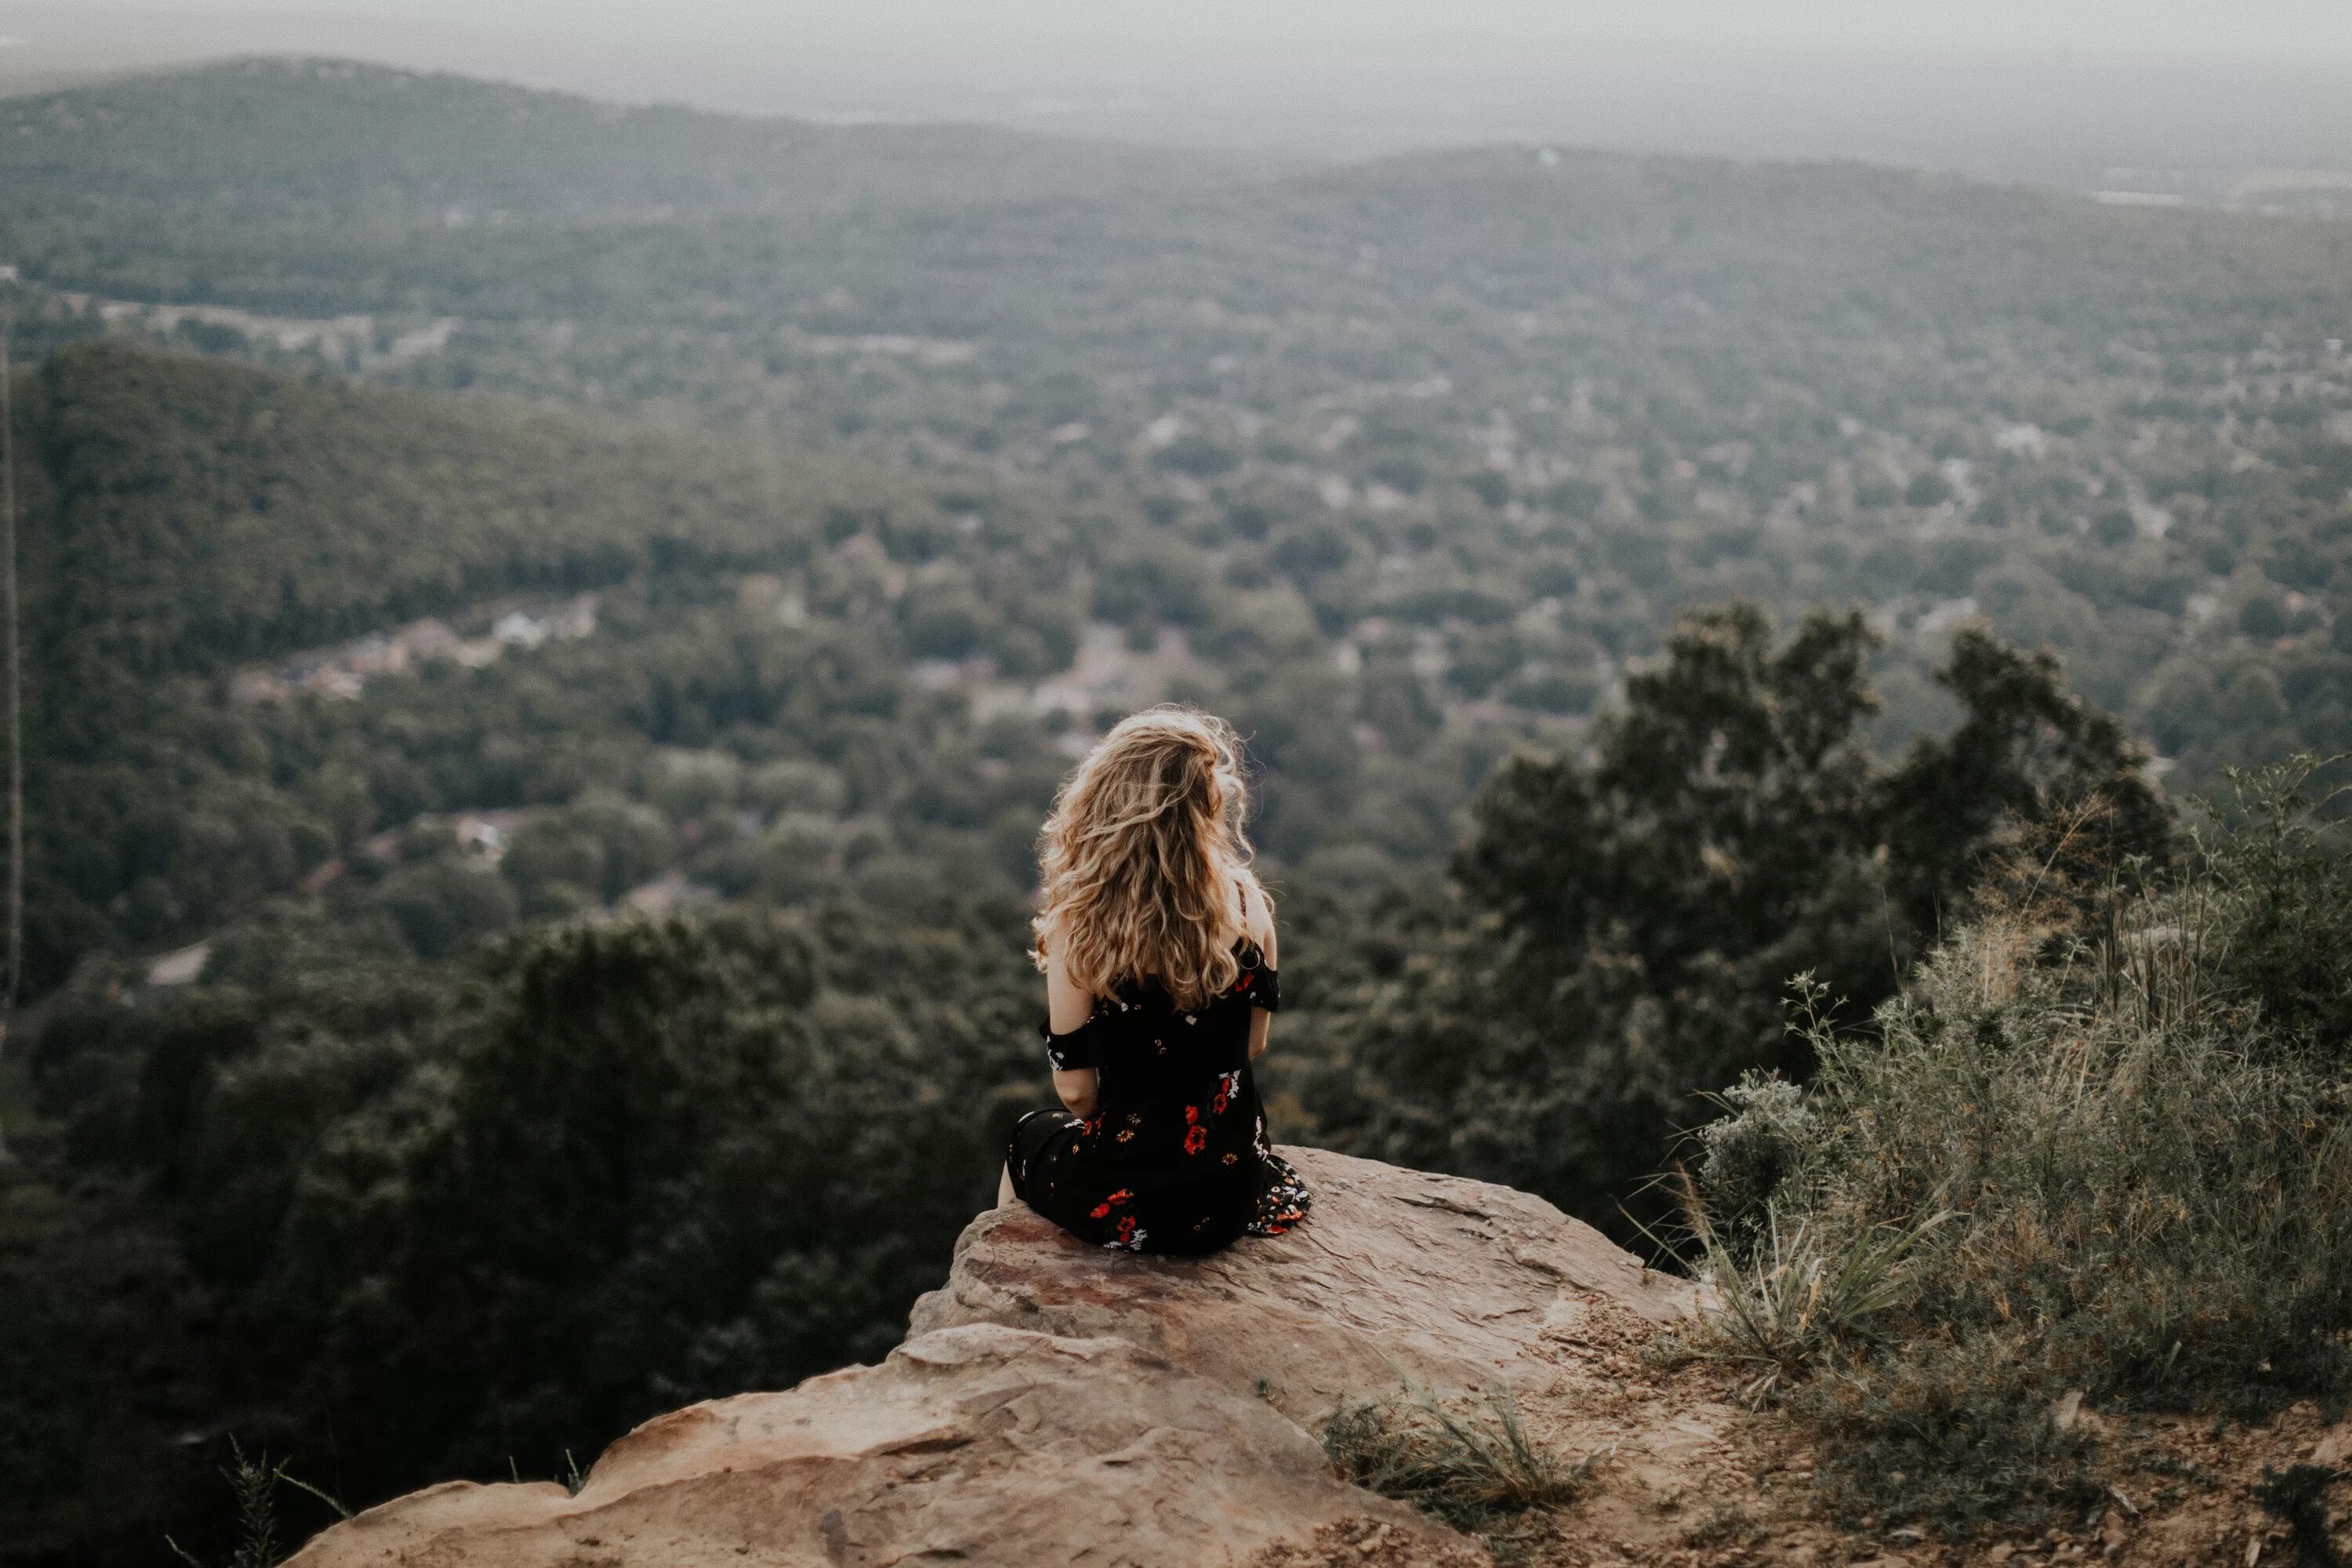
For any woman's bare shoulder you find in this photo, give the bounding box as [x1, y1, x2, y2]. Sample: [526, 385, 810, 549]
[1042, 931, 1096, 1033]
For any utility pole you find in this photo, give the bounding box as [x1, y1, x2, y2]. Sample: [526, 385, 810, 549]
[0, 307, 20, 1163]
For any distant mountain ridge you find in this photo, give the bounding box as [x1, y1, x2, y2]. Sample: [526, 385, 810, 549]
[2, 55, 1264, 230]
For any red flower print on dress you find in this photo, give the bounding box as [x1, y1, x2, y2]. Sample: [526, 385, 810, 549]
[1211, 1069, 1241, 1115]
[1181, 1105, 1209, 1155]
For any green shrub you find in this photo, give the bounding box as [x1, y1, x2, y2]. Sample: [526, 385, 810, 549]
[1676, 758, 2352, 1534]
[2253, 1465, 2350, 1568]
[1691, 1068, 1816, 1251]
[1676, 1201, 1951, 1406]
[2205, 761, 2352, 1056]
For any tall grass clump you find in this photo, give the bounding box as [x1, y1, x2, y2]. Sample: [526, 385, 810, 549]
[1324, 1386, 1588, 1552]
[1675, 760, 2352, 1537]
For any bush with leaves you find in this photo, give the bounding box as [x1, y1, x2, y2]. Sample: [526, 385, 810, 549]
[1689, 1069, 1816, 1255]
[1670, 757, 2352, 1537]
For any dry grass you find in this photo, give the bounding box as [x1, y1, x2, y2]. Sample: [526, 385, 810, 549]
[1667, 760, 2352, 1537]
[1673, 1200, 1952, 1406]
[1323, 1386, 1590, 1553]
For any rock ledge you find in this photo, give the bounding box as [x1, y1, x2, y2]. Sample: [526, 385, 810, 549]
[289, 1148, 1693, 1568]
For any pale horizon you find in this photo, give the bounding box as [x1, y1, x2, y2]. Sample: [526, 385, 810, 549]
[4, 0, 2350, 184]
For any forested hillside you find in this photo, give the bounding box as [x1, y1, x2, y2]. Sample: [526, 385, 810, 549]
[0, 57, 1258, 303]
[23, 342, 846, 677]
[6, 60, 2349, 800]
[7, 342, 1557, 996]
[10, 343, 913, 989]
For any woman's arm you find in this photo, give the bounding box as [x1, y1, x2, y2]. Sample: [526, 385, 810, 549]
[1044, 935, 1100, 1119]
[1052, 1066, 1098, 1120]
[1243, 881, 1277, 1061]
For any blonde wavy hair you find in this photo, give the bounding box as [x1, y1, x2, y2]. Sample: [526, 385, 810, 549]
[1034, 706, 1272, 1011]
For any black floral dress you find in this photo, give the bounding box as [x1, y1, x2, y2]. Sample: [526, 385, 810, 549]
[1005, 946, 1312, 1256]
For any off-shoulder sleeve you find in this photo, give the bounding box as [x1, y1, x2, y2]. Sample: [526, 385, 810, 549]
[1041, 1015, 1105, 1072]
[1236, 960, 1280, 1013]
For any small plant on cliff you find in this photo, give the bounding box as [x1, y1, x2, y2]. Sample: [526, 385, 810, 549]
[1675, 1195, 1953, 1407]
[165, 1438, 348, 1568]
[2255, 1465, 2350, 1568]
[1323, 1386, 1587, 1550]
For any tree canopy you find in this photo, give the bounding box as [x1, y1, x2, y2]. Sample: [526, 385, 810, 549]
[1301, 602, 2171, 1229]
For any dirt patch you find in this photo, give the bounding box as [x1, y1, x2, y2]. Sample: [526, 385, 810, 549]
[1265, 1287, 2350, 1568]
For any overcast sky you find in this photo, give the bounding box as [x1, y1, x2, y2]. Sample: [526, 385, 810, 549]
[28, 0, 2352, 63]
[6, 1, 2350, 178]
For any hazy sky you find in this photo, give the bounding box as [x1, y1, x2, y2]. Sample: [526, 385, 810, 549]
[6, 1, 2351, 178]
[31, 0, 2352, 63]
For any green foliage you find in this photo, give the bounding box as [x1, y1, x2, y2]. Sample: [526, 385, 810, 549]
[0, 58, 1241, 311]
[1673, 1202, 1954, 1407]
[20, 342, 833, 684]
[2255, 1465, 2349, 1568]
[10, 901, 1041, 1557]
[3, 343, 877, 989]
[2203, 760, 2352, 1054]
[3, 343, 1526, 1001]
[1690, 1069, 1815, 1250]
[1305, 601, 2169, 1234]
[0, 1163, 219, 1565]
[1794, 1341, 2103, 1539]
[303, 908, 1033, 1481]
[1669, 760, 2352, 1534]
[12, 59, 2352, 810]
[372, 857, 519, 958]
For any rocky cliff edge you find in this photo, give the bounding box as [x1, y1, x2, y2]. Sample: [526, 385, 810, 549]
[286, 1148, 1703, 1568]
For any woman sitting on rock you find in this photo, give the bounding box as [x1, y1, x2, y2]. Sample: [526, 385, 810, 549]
[998, 705, 1311, 1255]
